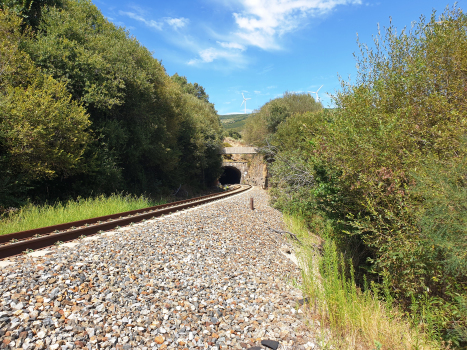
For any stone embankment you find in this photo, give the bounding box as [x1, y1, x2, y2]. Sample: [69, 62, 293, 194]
[0, 188, 318, 350]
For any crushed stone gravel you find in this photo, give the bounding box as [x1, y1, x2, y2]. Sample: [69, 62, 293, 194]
[0, 187, 320, 350]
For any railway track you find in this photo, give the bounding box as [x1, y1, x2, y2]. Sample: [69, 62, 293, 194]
[0, 184, 251, 259]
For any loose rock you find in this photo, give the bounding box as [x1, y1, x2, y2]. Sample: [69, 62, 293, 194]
[0, 187, 318, 349]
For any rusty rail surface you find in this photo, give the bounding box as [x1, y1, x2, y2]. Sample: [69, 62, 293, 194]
[0, 185, 251, 259]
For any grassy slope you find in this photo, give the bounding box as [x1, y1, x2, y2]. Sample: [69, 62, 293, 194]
[219, 113, 250, 131]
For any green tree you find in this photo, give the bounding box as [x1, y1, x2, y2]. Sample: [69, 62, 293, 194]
[177, 91, 223, 186]
[1, 75, 90, 181]
[1, 0, 223, 203]
[171, 73, 217, 114]
[0, 10, 90, 207]
[23, 0, 188, 194]
[243, 91, 322, 145]
[0, 0, 63, 29]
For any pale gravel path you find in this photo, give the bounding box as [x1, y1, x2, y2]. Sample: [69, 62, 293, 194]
[0, 187, 318, 350]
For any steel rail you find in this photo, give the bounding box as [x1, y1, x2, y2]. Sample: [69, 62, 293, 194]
[0, 185, 243, 244]
[0, 185, 251, 259]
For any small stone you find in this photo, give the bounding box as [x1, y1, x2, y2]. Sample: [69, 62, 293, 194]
[37, 331, 46, 339]
[89, 336, 98, 344]
[61, 242, 80, 248]
[74, 340, 85, 348]
[155, 335, 165, 344]
[0, 260, 14, 267]
[261, 339, 279, 350]
[0, 189, 316, 350]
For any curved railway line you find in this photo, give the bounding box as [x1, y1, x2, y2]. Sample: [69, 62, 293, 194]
[0, 184, 251, 260]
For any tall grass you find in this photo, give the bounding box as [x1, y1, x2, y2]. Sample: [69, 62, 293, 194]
[0, 193, 164, 236]
[284, 214, 442, 350]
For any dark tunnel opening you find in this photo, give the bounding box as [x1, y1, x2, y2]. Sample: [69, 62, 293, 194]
[219, 166, 241, 185]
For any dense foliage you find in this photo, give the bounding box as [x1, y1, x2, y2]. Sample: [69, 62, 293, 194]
[0, 10, 90, 206]
[0, 0, 223, 209]
[243, 91, 322, 145]
[266, 7, 467, 347]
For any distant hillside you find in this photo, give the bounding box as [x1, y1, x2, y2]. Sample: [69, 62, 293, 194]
[219, 113, 250, 131]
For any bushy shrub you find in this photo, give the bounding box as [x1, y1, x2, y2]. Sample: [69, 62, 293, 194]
[243, 91, 322, 146]
[267, 6, 467, 346]
[0, 10, 90, 208]
[227, 130, 241, 140]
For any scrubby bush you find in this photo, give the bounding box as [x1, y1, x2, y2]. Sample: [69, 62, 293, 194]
[227, 130, 241, 140]
[267, 6, 467, 346]
[243, 91, 322, 146]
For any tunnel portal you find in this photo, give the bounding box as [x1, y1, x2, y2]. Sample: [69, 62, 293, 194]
[219, 166, 241, 185]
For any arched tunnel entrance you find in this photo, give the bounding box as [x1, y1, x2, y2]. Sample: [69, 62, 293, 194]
[219, 166, 241, 185]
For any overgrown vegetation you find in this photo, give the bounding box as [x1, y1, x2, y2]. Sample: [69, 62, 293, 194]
[264, 6, 467, 348]
[286, 214, 439, 349]
[0, 193, 163, 236]
[0, 0, 223, 211]
[243, 91, 322, 146]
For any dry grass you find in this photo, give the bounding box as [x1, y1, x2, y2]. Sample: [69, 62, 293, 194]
[284, 214, 443, 350]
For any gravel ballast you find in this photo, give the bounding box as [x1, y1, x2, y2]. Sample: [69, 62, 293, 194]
[0, 187, 318, 350]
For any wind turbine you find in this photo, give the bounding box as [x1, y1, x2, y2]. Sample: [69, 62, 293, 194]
[241, 93, 251, 114]
[308, 85, 323, 102]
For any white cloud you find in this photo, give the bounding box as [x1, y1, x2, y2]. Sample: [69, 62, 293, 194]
[254, 90, 261, 94]
[188, 47, 246, 66]
[119, 0, 361, 70]
[231, 0, 362, 49]
[119, 11, 163, 30]
[182, 0, 362, 68]
[165, 17, 190, 29]
[187, 48, 220, 64]
[119, 11, 189, 31]
[216, 41, 246, 51]
[200, 48, 219, 62]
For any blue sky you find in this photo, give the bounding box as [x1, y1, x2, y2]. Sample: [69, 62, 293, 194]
[96, 0, 461, 114]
